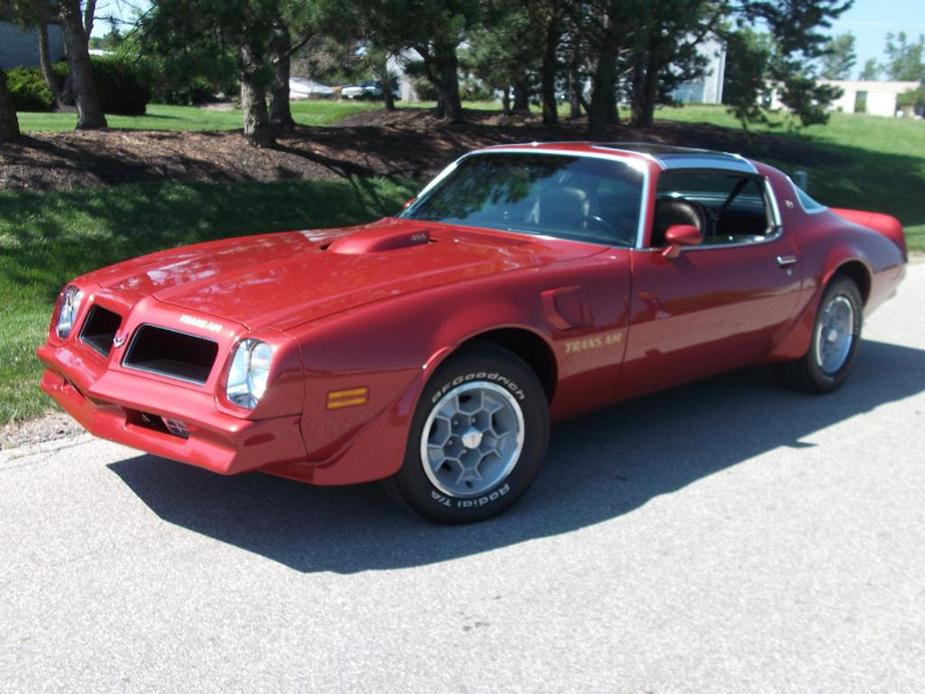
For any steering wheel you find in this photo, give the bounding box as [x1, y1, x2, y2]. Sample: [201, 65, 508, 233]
[580, 214, 618, 237]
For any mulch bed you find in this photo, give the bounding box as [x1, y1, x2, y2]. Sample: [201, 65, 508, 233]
[0, 107, 843, 193]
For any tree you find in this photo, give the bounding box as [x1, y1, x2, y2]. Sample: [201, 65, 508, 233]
[721, 0, 852, 129]
[0, 68, 21, 142]
[897, 86, 925, 113]
[627, 0, 717, 128]
[464, 2, 538, 117]
[882, 32, 925, 82]
[0, 0, 108, 129]
[858, 57, 879, 81]
[523, 0, 568, 126]
[722, 27, 773, 128]
[819, 32, 856, 80]
[310, 0, 402, 111]
[37, 23, 62, 104]
[334, 0, 482, 123]
[141, 0, 283, 146]
[578, 0, 638, 138]
[267, 3, 317, 132]
[777, 75, 842, 126]
[59, 0, 107, 127]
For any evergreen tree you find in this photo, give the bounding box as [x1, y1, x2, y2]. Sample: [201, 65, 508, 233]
[819, 33, 856, 80]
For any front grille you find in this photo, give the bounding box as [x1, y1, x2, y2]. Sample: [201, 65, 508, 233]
[126, 410, 189, 439]
[123, 325, 218, 384]
[79, 305, 122, 356]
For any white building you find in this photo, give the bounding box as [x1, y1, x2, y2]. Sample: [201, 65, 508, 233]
[670, 36, 727, 105]
[767, 80, 920, 117]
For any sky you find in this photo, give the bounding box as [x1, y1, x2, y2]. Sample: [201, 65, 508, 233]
[827, 0, 925, 77]
[91, 0, 925, 80]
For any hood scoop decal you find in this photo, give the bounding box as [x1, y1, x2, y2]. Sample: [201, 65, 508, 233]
[327, 228, 433, 255]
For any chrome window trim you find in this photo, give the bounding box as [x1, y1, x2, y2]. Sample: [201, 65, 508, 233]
[765, 177, 783, 228]
[401, 147, 652, 250]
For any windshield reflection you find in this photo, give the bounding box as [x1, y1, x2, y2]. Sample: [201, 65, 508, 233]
[402, 152, 644, 247]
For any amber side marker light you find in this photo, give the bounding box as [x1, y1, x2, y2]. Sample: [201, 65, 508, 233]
[327, 387, 369, 410]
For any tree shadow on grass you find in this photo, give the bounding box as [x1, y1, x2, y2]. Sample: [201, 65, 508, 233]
[108, 339, 925, 574]
[0, 177, 412, 306]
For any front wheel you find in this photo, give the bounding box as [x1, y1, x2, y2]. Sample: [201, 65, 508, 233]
[774, 276, 863, 393]
[386, 346, 549, 524]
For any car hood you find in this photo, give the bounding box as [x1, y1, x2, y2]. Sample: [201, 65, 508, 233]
[82, 218, 604, 331]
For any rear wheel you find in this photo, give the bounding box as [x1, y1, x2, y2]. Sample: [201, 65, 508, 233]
[775, 276, 863, 393]
[386, 346, 549, 524]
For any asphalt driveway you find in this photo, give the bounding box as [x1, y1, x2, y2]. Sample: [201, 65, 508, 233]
[2, 264, 923, 693]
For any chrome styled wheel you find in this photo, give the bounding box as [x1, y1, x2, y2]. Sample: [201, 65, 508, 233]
[774, 276, 863, 394]
[388, 346, 548, 523]
[420, 382, 525, 498]
[814, 294, 855, 375]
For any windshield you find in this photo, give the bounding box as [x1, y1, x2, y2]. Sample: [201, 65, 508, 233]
[401, 152, 645, 246]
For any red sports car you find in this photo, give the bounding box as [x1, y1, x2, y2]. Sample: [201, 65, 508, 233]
[38, 143, 907, 523]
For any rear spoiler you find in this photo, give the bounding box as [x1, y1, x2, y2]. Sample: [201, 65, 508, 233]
[830, 207, 907, 261]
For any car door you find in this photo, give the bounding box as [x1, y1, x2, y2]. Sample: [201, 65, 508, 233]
[616, 169, 803, 398]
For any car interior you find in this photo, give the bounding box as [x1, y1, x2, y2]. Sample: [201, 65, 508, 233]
[652, 170, 776, 247]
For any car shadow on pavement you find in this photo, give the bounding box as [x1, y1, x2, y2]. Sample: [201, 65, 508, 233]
[108, 339, 925, 573]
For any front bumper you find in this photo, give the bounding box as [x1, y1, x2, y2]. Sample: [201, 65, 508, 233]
[38, 343, 308, 475]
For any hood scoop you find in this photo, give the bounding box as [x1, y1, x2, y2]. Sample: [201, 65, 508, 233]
[327, 228, 433, 254]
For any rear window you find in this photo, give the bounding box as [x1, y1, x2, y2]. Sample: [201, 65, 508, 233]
[794, 184, 827, 213]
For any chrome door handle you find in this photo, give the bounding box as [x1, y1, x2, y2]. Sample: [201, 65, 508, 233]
[776, 255, 798, 267]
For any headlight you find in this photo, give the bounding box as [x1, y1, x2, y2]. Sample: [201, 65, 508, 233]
[55, 285, 83, 339]
[226, 339, 274, 409]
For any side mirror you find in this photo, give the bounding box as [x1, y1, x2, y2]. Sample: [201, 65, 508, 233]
[662, 224, 702, 258]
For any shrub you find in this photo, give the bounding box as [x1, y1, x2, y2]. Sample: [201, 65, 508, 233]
[51, 58, 150, 115]
[89, 58, 151, 115]
[897, 87, 925, 111]
[143, 52, 237, 105]
[6, 66, 55, 112]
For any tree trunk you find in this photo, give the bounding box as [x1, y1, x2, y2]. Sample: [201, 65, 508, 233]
[540, 14, 560, 126]
[501, 86, 511, 116]
[268, 22, 295, 132]
[512, 78, 530, 114]
[587, 35, 618, 138]
[428, 40, 464, 123]
[630, 48, 660, 127]
[59, 0, 106, 129]
[38, 24, 62, 104]
[0, 69, 21, 142]
[568, 52, 582, 119]
[382, 57, 395, 111]
[241, 77, 274, 147]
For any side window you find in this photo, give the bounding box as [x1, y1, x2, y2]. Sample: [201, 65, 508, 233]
[653, 170, 773, 247]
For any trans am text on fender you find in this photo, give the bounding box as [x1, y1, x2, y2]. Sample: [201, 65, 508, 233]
[38, 143, 907, 523]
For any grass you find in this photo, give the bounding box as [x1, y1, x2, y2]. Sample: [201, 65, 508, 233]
[16, 100, 378, 133]
[0, 177, 415, 425]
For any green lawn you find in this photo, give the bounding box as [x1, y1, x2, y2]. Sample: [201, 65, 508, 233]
[0, 177, 414, 425]
[17, 100, 378, 133]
